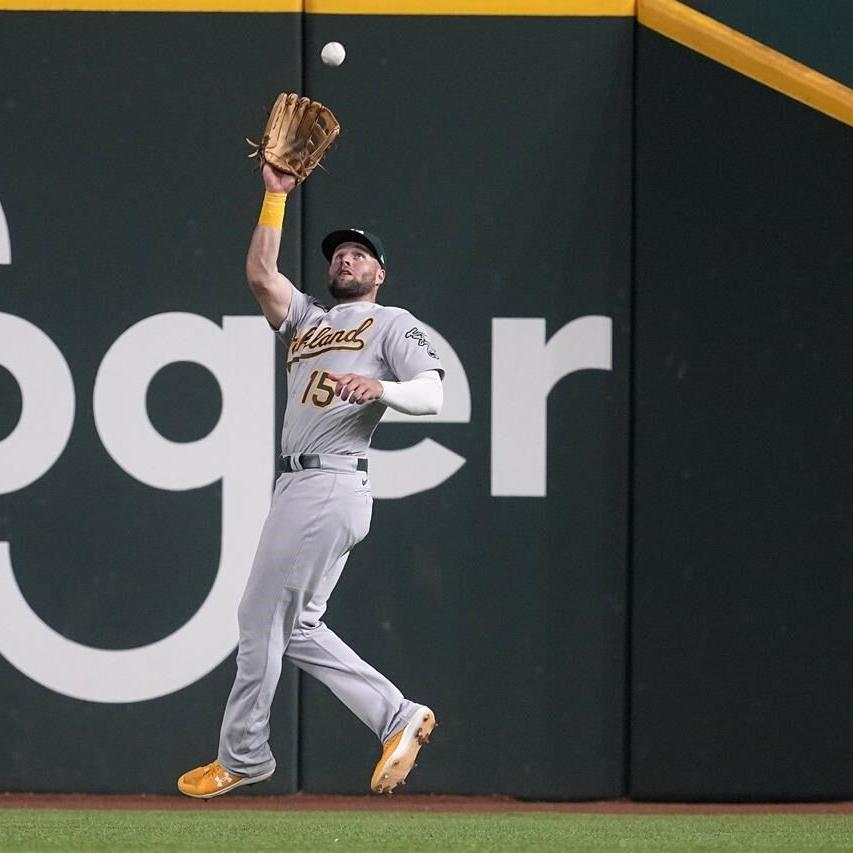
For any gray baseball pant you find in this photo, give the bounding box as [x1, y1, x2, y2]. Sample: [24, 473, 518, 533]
[217, 461, 419, 778]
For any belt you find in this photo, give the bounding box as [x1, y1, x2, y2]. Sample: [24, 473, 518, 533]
[279, 453, 368, 474]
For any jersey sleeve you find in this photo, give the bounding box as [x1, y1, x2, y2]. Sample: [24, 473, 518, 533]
[382, 311, 445, 381]
[275, 284, 315, 341]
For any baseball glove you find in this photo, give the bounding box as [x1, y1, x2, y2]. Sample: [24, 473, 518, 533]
[247, 93, 340, 183]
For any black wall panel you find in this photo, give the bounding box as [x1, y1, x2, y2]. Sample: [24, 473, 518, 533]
[683, 0, 853, 87]
[296, 14, 633, 799]
[632, 25, 853, 800]
[0, 12, 303, 794]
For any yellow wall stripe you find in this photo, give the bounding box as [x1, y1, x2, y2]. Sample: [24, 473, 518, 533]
[638, 0, 853, 128]
[0, 1, 301, 8]
[0, 0, 634, 11]
[306, 0, 634, 14]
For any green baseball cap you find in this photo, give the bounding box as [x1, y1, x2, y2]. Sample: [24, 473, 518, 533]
[322, 228, 386, 270]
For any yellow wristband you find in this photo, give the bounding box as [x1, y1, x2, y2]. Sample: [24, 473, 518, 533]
[258, 191, 287, 229]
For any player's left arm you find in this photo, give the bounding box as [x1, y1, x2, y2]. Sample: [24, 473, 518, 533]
[328, 369, 443, 414]
[379, 370, 443, 414]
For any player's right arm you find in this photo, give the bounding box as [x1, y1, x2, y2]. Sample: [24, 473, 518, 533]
[246, 163, 298, 329]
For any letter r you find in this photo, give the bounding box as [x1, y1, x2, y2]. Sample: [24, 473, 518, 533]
[491, 316, 613, 497]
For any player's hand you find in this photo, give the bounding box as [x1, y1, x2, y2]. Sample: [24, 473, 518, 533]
[327, 372, 383, 405]
[261, 160, 297, 194]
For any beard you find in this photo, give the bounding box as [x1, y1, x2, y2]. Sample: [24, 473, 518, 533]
[328, 271, 376, 300]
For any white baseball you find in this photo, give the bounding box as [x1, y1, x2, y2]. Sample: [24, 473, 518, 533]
[321, 42, 346, 67]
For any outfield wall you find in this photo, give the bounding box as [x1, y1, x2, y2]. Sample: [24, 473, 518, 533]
[0, 2, 850, 800]
[632, 10, 853, 801]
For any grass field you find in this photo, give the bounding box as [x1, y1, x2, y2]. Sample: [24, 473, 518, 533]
[0, 809, 850, 851]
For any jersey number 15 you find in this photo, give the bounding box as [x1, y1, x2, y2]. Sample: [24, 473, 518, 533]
[300, 370, 336, 409]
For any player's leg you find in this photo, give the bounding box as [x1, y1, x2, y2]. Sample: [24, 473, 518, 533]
[285, 553, 420, 742]
[177, 574, 307, 798]
[283, 473, 435, 793]
[215, 582, 305, 778]
[286, 576, 436, 794]
[178, 471, 346, 797]
[216, 470, 356, 775]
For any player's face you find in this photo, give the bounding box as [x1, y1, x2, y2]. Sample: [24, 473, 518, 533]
[328, 242, 385, 301]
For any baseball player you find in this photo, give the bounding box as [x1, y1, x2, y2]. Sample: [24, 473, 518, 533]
[177, 161, 443, 798]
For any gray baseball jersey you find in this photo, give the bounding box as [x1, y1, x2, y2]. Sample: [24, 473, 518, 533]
[277, 285, 444, 456]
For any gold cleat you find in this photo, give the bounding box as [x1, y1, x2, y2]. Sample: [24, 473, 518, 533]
[177, 760, 274, 799]
[370, 705, 436, 794]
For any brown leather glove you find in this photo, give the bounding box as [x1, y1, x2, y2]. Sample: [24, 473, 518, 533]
[247, 93, 341, 183]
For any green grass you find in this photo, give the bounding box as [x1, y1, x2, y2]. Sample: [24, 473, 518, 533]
[0, 810, 850, 852]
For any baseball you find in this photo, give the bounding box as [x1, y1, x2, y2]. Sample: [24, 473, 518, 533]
[321, 41, 346, 67]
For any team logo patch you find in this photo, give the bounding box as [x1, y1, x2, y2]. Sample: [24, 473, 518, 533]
[405, 327, 439, 359]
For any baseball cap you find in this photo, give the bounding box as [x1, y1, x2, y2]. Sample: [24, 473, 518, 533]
[322, 228, 386, 270]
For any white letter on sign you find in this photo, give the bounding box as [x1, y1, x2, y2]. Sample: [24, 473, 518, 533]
[0, 313, 75, 494]
[0, 200, 10, 264]
[0, 313, 274, 703]
[491, 316, 612, 497]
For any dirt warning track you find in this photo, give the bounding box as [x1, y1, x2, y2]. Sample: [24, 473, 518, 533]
[0, 793, 850, 814]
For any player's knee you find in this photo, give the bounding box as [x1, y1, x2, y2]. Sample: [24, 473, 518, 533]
[297, 614, 321, 633]
[291, 611, 326, 638]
